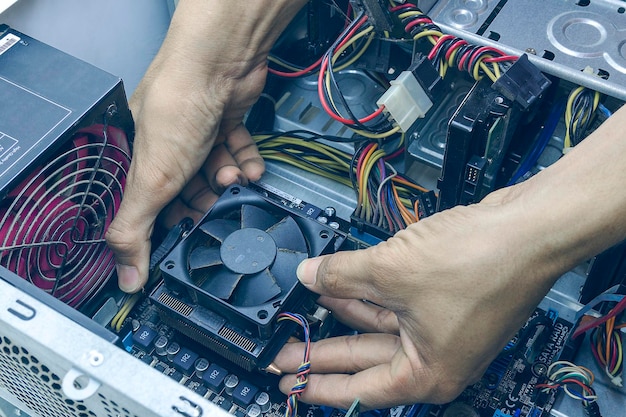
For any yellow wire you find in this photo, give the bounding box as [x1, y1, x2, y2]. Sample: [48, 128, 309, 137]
[398, 11, 424, 19]
[413, 29, 443, 42]
[260, 153, 353, 187]
[362, 149, 386, 221]
[334, 31, 375, 71]
[564, 86, 585, 150]
[256, 136, 352, 168]
[267, 55, 302, 72]
[111, 293, 141, 332]
[351, 126, 401, 138]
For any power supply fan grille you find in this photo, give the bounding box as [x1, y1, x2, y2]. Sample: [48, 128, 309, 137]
[0, 125, 130, 307]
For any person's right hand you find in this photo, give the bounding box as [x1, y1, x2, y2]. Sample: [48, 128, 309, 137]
[274, 187, 563, 409]
[105, 0, 307, 293]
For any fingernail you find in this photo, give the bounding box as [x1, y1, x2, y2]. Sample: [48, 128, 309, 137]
[117, 264, 141, 293]
[296, 258, 316, 286]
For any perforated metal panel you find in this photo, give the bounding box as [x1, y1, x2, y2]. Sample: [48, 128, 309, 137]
[0, 269, 230, 417]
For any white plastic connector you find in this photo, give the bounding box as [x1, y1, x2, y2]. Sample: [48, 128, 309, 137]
[376, 70, 432, 132]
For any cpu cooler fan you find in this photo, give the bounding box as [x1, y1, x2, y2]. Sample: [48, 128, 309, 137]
[0, 125, 130, 308]
[152, 185, 343, 371]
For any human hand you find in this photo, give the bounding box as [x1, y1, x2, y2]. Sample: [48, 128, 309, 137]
[273, 190, 564, 409]
[105, 0, 307, 293]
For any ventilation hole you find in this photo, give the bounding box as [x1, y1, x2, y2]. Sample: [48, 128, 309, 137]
[542, 50, 555, 61]
[619, 7, 625, 13]
[487, 31, 501, 41]
[576, 0, 590, 6]
[598, 68, 610, 79]
[298, 103, 321, 124]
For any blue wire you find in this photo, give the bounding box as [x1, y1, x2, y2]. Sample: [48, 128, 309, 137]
[507, 100, 566, 186]
[598, 103, 612, 118]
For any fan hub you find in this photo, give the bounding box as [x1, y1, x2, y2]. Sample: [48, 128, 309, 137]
[220, 228, 277, 274]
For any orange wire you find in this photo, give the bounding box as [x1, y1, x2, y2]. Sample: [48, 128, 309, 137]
[413, 200, 420, 221]
[392, 176, 429, 193]
[392, 184, 416, 225]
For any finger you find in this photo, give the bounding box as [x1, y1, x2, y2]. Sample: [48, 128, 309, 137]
[317, 296, 400, 334]
[278, 351, 426, 410]
[106, 163, 164, 293]
[159, 197, 205, 229]
[274, 333, 401, 375]
[224, 123, 265, 181]
[202, 144, 246, 192]
[296, 248, 387, 304]
[179, 174, 221, 214]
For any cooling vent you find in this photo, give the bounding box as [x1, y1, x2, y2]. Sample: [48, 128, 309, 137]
[0, 125, 130, 308]
[0, 335, 139, 417]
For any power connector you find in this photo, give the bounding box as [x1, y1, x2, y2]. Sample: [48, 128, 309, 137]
[376, 70, 432, 132]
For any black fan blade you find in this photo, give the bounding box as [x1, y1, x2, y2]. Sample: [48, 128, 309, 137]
[230, 268, 281, 307]
[189, 246, 222, 270]
[266, 216, 307, 253]
[271, 249, 308, 290]
[241, 204, 276, 231]
[199, 219, 238, 242]
[200, 268, 243, 300]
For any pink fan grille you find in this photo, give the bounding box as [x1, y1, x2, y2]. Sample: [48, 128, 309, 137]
[0, 125, 131, 307]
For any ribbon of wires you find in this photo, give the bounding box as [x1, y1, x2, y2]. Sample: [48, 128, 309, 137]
[277, 312, 311, 417]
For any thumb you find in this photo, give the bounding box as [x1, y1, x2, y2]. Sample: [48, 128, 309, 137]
[106, 163, 166, 293]
[296, 247, 383, 303]
[106, 197, 154, 293]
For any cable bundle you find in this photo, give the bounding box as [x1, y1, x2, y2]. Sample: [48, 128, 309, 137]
[389, 2, 517, 82]
[352, 140, 427, 234]
[317, 13, 399, 138]
[536, 361, 598, 408]
[254, 131, 354, 187]
[590, 316, 624, 387]
[277, 312, 311, 417]
[563, 85, 600, 151]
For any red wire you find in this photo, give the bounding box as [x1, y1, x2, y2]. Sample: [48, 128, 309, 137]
[389, 3, 416, 12]
[427, 34, 454, 60]
[444, 39, 468, 61]
[404, 17, 433, 32]
[572, 295, 626, 339]
[483, 55, 518, 63]
[317, 16, 385, 126]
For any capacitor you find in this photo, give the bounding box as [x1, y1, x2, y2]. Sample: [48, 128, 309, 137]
[194, 357, 209, 378]
[254, 391, 271, 413]
[246, 404, 262, 417]
[166, 341, 180, 361]
[154, 335, 168, 356]
[223, 374, 239, 395]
